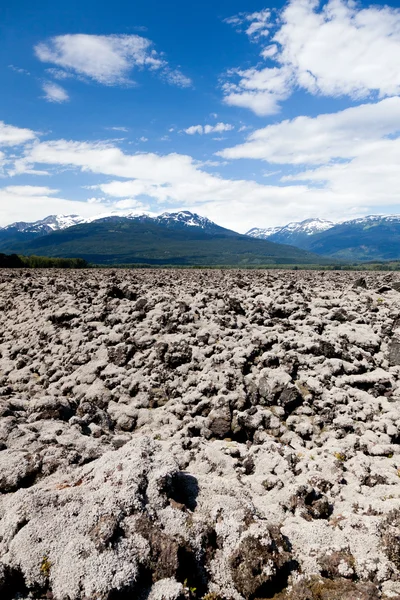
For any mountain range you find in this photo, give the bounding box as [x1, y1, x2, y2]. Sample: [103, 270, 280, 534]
[2, 211, 400, 265]
[0, 211, 327, 266]
[247, 215, 400, 261]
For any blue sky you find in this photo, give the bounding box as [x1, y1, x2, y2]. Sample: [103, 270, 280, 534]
[2, 0, 400, 232]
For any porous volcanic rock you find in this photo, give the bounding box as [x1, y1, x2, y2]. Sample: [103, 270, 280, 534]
[1, 268, 400, 599]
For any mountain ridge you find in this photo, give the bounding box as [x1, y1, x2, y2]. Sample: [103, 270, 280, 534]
[247, 215, 400, 261]
[0, 211, 330, 266]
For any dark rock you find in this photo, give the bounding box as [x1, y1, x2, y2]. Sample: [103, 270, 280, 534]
[106, 286, 125, 300]
[49, 311, 79, 325]
[319, 341, 338, 358]
[135, 515, 181, 581]
[135, 298, 147, 311]
[242, 456, 255, 475]
[353, 277, 367, 289]
[28, 397, 74, 422]
[229, 528, 292, 599]
[331, 309, 348, 322]
[319, 550, 355, 579]
[389, 339, 400, 366]
[164, 341, 192, 369]
[226, 297, 245, 316]
[278, 386, 303, 416]
[108, 344, 136, 367]
[89, 515, 120, 552]
[273, 576, 379, 600]
[207, 405, 231, 439]
[381, 508, 400, 570]
[288, 486, 332, 520]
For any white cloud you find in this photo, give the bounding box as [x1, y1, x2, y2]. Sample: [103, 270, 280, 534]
[4, 185, 59, 196]
[206, 123, 233, 134]
[107, 126, 129, 132]
[15, 137, 387, 231]
[114, 198, 149, 210]
[42, 81, 69, 103]
[223, 0, 400, 114]
[219, 97, 400, 164]
[224, 9, 271, 39]
[222, 66, 293, 116]
[0, 121, 36, 146]
[45, 68, 74, 80]
[285, 138, 400, 202]
[9, 64, 30, 76]
[139, 136, 148, 142]
[6, 102, 400, 232]
[0, 186, 113, 227]
[275, 0, 400, 99]
[184, 122, 234, 135]
[163, 69, 192, 88]
[184, 125, 203, 135]
[35, 34, 191, 87]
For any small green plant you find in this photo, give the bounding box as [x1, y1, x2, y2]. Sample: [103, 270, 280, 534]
[183, 579, 197, 596]
[334, 452, 346, 462]
[40, 556, 51, 578]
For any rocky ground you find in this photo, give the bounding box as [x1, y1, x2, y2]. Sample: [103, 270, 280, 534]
[0, 268, 400, 600]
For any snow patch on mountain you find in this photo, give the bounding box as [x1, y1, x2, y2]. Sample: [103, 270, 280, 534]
[341, 214, 400, 226]
[246, 226, 282, 239]
[246, 218, 334, 240]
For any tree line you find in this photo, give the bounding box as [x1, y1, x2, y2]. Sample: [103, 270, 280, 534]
[0, 254, 88, 269]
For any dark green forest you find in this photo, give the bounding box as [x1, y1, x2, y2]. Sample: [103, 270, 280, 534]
[0, 254, 88, 268]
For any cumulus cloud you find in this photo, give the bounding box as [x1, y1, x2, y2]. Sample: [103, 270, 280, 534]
[0, 121, 36, 146]
[219, 97, 400, 164]
[34, 34, 191, 87]
[222, 66, 293, 116]
[42, 81, 69, 103]
[223, 0, 400, 114]
[184, 123, 234, 135]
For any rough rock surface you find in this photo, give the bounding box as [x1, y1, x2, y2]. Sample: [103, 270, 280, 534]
[0, 268, 400, 600]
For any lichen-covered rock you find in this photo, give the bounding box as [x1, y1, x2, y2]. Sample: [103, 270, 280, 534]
[0, 268, 400, 599]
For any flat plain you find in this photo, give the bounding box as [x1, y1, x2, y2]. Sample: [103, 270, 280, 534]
[1, 269, 400, 600]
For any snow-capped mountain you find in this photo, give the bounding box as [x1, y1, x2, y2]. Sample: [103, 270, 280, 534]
[339, 214, 400, 227]
[246, 226, 282, 239]
[246, 214, 400, 261]
[2, 214, 85, 234]
[1, 210, 219, 234]
[246, 218, 334, 241]
[0, 211, 238, 251]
